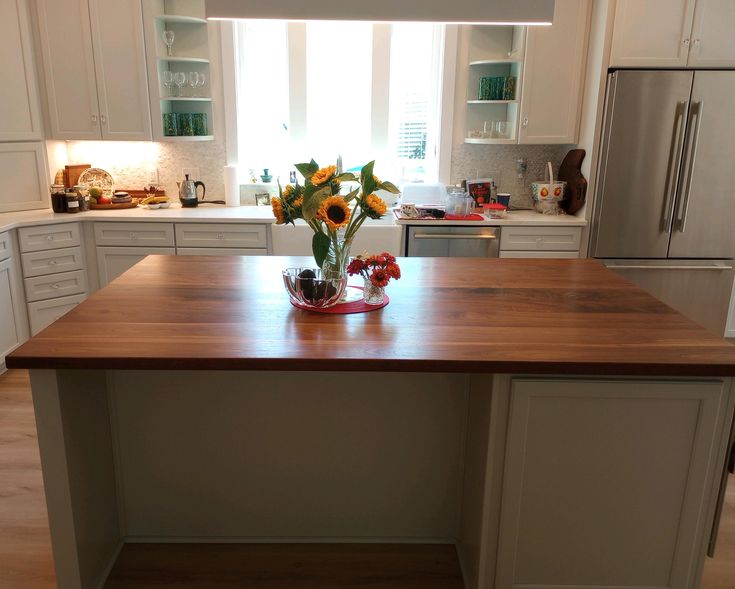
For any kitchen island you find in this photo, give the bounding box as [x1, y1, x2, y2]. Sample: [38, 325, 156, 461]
[7, 256, 735, 589]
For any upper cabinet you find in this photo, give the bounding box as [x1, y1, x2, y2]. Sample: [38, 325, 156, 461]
[0, 0, 43, 141]
[610, 0, 735, 68]
[519, 0, 591, 144]
[35, 0, 152, 141]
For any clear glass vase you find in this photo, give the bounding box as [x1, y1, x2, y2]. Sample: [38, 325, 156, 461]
[363, 278, 385, 305]
[320, 235, 352, 280]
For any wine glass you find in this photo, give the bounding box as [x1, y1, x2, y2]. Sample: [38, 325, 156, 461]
[173, 72, 186, 97]
[196, 73, 206, 97]
[187, 72, 199, 98]
[162, 70, 174, 97]
[162, 30, 175, 57]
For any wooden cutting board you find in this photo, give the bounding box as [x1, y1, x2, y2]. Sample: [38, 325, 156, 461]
[557, 149, 587, 215]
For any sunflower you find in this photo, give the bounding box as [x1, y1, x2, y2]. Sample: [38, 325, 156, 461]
[293, 196, 303, 209]
[271, 197, 287, 224]
[282, 184, 295, 199]
[363, 193, 387, 219]
[317, 196, 351, 230]
[311, 165, 337, 186]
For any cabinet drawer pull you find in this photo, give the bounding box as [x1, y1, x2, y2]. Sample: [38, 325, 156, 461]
[48, 259, 57, 266]
[46, 235, 54, 241]
[413, 233, 497, 240]
[130, 232, 137, 240]
[217, 233, 225, 240]
[51, 283, 60, 289]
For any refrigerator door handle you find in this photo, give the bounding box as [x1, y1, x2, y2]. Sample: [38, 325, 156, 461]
[662, 101, 689, 234]
[677, 101, 704, 233]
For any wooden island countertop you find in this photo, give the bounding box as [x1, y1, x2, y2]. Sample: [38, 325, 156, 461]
[8, 255, 735, 376]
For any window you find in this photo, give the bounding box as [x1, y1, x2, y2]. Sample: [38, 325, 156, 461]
[234, 21, 445, 184]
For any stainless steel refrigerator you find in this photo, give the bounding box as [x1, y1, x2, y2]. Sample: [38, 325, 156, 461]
[591, 69, 735, 336]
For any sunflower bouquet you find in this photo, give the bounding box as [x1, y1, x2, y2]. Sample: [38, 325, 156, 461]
[271, 160, 400, 274]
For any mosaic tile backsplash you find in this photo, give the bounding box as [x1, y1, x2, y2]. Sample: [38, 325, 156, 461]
[64, 140, 574, 210]
[450, 143, 574, 209]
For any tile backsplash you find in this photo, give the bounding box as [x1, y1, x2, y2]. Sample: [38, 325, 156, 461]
[64, 139, 227, 199]
[450, 143, 573, 209]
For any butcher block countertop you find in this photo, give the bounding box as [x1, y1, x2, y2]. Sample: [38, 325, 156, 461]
[7, 256, 735, 376]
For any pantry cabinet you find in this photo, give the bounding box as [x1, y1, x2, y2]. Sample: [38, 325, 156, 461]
[518, 0, 590, 144]
[610, 0, 735, 68]
[0, 0, 42, 141]
[35, 0, 152, 140]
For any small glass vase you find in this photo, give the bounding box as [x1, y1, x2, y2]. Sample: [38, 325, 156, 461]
[363, 278, 385, 305]
[320, 235, 352, 280]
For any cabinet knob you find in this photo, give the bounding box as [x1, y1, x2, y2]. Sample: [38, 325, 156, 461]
[217, 233, 224, 240]
[130, 232, 136, 240]
[536, 237, 544, 247]
[49, 259, 57, 266]
[100, 114, 107, 124]
[46, 235, 54, 241]
[91, 114, 98, 124]
[693, 38, 701, 49]
[522, 117, 529, 128]
[51, 283, 60, 290]
[682, 38, 690, 47]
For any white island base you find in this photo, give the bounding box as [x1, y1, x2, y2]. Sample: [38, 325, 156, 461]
[28, 369, 734, 589]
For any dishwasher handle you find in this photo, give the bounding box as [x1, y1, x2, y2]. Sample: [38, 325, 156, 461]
[412, 232, 497, 240]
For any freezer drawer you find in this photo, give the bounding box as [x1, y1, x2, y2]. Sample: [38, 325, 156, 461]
[603, 260, 734, 336]
[406, 226, 500, 257]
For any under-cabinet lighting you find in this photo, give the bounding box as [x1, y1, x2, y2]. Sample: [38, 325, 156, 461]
[205, 0, 555, 25]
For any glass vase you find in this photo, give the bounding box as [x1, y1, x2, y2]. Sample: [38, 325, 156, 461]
[320, 235, 352, 280]
[363, 278, 385, 305]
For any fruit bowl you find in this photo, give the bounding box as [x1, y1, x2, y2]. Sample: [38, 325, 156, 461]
[282, 268, 347, 309]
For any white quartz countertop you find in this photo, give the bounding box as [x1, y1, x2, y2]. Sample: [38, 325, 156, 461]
[0, 204, 586, 233]
[393, 209, 587, 227]
[0, 205, 277, 233]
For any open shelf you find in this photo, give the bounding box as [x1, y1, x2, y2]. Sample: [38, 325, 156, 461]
[469, 59, 522, 66]
[159, 135, 214, 142]
[105, 543, 464, 588]
[467, 99, 517, 104]
[158, 56, 209, 64]
[155, 14, 207, 24]
[465, 137, 517, 145]
[160, 96, 212, 102]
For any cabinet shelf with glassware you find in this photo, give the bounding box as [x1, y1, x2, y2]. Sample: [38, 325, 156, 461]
[143, 0, 214, 142]
[462, 26, 525, 144]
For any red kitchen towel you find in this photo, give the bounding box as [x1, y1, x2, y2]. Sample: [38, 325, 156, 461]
[444, 213, 485, 221]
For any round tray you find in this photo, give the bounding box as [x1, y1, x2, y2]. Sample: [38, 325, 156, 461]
[90, 199, 139, 210]
[290, 285, 389, 314]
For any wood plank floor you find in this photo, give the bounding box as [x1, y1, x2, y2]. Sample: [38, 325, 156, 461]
[0, 369, 55, 588]
[0, 367, 733, 588]
[104, 543, 464, 589]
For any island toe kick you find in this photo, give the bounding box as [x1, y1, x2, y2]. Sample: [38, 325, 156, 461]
[28, 369, 735, 589]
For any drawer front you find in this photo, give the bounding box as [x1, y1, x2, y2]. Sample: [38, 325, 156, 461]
[500, 226, 582, 251]
[175, 223, 268, 249]
[21, 246, 84, 277]
[0, 231, 10, 262]
[94, 222, 175, 247]
[27, 292, 86, 336]
[177, 248, 268, 256]
[18, 223, 80, 252]
[24, 270, 87, 303]
[499, 250, 580, 259]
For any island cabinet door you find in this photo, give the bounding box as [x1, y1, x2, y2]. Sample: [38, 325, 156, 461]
[96, 247, 175, 288]
[495, 378, 731, 589]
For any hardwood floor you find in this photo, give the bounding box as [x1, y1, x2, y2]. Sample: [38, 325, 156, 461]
[0, 369, 55, 588]
[0, 367, 733, 588]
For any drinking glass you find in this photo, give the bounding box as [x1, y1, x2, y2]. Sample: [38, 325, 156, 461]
[162, 70, 174, 97]
[196, 73, 206, 97]
[173, 72, 186, 97]
[162, 30, 175, 57]
[187, 72, 199, 98]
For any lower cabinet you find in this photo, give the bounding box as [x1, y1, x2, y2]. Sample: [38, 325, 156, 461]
[27, 293, 86, 336]
[0, 257, 23, 366]
[499, 226, 582, 258]
[96, 246, 175, 287]
[495, 377, 729, 589]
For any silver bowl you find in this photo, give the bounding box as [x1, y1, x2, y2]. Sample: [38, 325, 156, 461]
[282, 268, 347, 309]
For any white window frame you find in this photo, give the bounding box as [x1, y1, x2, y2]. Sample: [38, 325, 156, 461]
[219, 21, 458, 185]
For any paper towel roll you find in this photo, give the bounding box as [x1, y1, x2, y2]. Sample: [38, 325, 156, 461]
[224, 165, 239, 207]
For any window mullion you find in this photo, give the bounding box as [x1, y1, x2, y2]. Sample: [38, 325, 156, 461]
[288, 22, 307, 145]
[371, 24, 391, 153]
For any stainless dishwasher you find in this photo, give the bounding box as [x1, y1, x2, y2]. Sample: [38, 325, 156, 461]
[406, 226, 500, 257]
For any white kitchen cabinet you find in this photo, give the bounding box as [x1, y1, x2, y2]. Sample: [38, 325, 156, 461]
[0, 143, 49, 212]
[687, 0, 735, 67]
[175, 223, 268, 249]
[27, 293, 86, 336]
[0, 0, 42, 141]
[0, 258, 22, 365]
[35, 0, 151, 140]
[496, 377, 729, 589]
[518, 0, 590, 144]
[499, 226, 582, 252]
[609, 0, 735, 68]
[96, 246, 175, 288]
[177, 248, 268, 256]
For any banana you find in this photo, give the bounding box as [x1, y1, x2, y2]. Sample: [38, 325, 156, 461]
[140, 195, 170, 205]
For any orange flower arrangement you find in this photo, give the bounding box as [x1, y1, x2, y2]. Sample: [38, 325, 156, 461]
[347, 252, 401, 288]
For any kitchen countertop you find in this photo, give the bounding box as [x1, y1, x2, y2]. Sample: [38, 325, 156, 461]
[8, 256, 735, 376]
[0, 205, 586, 233]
